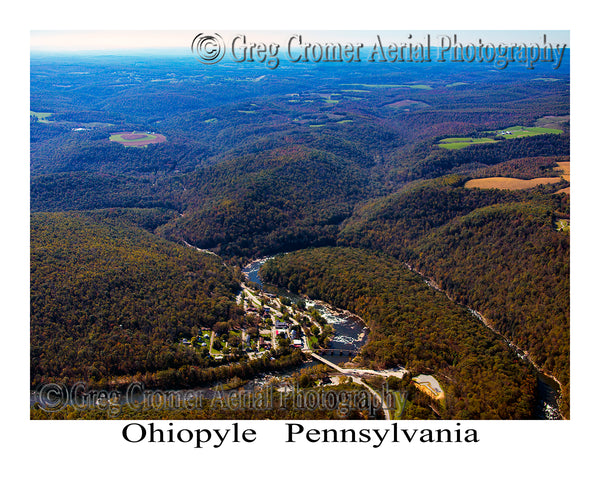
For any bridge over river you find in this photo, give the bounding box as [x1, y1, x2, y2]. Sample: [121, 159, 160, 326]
[308, 352, 409, 420]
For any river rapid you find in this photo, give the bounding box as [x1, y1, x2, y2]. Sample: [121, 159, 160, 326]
[246, 255, 562, 420]
[242, 257, 369, 365]
[404, 263, 562, 420]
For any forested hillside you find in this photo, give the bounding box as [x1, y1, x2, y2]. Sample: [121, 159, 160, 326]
[159, 145, 374, 259]
[30, 53, 570, 418]
[31, 211, 242, 385]
[338, 177, 569, 413]
[261, 247, 537, 419]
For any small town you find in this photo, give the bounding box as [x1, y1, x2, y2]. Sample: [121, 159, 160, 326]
[181, 282, 332, 360]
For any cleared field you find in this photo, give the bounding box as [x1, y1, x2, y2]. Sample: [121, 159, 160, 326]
[465, 176, 563, 190]
[439, 124, 563, 150]
[386, 99, 430, 109]
[109, 131, 166, 146]
[555, 161, 570, 181]
[438, 137, 497, 150]
[489, 125, 563, 138]
[342, 83, 432, 89]
[30, 111, 53, 123]
[535, 115, 569, 130]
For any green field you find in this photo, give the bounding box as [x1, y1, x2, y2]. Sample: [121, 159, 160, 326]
[342, 83, 432, 89]
[438, 137, 497, 150]
[403, 84, 433, 90]
[109, 131, 167, 147]
[486, 125, 563, 138]
[438, 125, 563, 150]
[109, 132, 156, 142]
[30, 111, 53, 123]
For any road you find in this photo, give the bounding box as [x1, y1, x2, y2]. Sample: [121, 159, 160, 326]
[309, 352, 409, 420]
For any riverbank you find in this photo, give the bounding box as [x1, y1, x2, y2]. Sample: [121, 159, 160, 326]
[405, 262, 564, 419]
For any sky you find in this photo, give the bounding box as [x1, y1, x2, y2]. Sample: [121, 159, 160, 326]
[30, 30, 570, 53]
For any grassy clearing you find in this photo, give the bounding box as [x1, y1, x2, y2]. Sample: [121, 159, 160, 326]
[535, 115, 570, 130]
[110, 132, 156, 142]
[109, 131, 166, 147]
[30, 111, 53, 123]
[446, 82, 468, 87]
[438, 138, 497, 150]
[465, 176, 563, 190]
[439, 123, 564, 150]
[342, 83, 432, 89]
[487, 125, 563, 138]
[386, 99, 430, 109]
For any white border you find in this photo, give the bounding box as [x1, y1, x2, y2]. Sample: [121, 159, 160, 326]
[7, 1, 598, 478]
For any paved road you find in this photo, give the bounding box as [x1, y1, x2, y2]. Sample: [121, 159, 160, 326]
[309, 352, 409, 420]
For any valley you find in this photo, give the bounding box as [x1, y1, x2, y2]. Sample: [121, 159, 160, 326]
[30, 48, 570, 420]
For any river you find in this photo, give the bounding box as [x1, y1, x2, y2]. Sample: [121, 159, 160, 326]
[242, 257, 369, 365]
[32, 252, 561, 419]
[405, 263, 562, 420]
[246, 255, 562, 419]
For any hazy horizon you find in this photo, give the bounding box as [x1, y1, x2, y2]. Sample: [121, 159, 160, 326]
[31, 30, 570, 54]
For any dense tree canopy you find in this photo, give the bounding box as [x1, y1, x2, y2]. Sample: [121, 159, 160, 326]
[261, 247, 537, 419]
[30, 54, 569, 419]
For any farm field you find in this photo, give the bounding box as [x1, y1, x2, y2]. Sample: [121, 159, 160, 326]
[438, 124, 563, 150]
[438, 137, 497, 149]
[385, 99, 430, 109]
[535, 114, 570, 130]
[342, 83, 432, 89]
[464, 176, 563, 190]
[30, 111, 53, 123]
[109, 131, 167, 146]
[555, 161, 570, 181]
[488, 125, 563, 138]
[30, 45, 571, 422]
